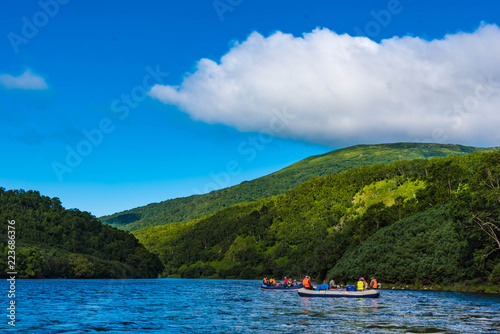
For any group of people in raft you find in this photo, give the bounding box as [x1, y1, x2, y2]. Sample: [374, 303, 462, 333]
[262, 276, 298, 287]
[263, 276, 378, 291]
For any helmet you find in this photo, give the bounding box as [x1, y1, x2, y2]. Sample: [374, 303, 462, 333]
[371, 277, 375, 279]
[359, 278, 363, 281]
[284, 276, 287, 278]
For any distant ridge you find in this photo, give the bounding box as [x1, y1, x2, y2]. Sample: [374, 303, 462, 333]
[100, 142, 498, 231]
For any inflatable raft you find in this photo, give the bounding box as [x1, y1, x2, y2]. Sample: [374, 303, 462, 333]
[261, 284, 303, 291]
[297, 288, 380, 298]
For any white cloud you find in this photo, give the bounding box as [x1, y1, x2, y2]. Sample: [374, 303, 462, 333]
[0, 69, 48, 90]
[149, 24, 500, 146]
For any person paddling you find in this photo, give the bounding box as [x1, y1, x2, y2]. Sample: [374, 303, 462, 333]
[369, 277, 378, 289]
[357, 278, 365, 291]
[302, 276, 314, 290]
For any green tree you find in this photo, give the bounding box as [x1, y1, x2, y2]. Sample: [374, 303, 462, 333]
[17, 247, 48, 278]
[69, 254, 95, 278]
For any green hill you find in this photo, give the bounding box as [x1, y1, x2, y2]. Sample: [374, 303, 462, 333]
[101, 143, 495, 231]
[0, 188, 164, 279]
[132, 151, 500, 290]
[330, 205, 463, 284]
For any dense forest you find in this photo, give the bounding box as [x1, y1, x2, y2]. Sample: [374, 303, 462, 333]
[0, 189, 163, 279]
[101, 143, 495, 231]
[133, 151, 500, 290]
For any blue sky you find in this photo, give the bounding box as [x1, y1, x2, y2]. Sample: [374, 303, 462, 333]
[1, 0, 499, 217]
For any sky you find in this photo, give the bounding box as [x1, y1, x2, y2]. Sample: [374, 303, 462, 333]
[1, 0, 499, 217]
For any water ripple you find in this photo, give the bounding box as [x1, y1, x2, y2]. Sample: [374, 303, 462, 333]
[7, 279, 500, 333]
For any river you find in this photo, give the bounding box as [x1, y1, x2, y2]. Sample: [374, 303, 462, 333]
[6, 278, 500, 333]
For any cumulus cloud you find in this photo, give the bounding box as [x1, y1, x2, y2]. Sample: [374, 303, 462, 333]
[0, 69, 49, 90]
[149, 24, 500, 146]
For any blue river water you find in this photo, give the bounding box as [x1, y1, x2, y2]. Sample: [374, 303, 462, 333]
[5, 278, 500, 333]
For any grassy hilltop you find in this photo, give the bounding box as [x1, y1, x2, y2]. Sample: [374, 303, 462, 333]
[101, 143, 494, 231]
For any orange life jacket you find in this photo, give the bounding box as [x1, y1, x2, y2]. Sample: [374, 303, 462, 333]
[270, 278, 276, 286]
[302, 278, 311, 288]
[370, 279, 378, 289]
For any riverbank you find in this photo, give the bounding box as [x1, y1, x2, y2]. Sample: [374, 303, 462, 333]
[378, 281, 500, 294]
[166, 274, 500, 294]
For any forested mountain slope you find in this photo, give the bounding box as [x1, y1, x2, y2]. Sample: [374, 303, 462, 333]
[102, 143, 495, 231]
[133, 151, 500, 289]
[0, 189, 164, 279]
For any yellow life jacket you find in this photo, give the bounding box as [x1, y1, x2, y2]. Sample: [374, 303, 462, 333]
[357, 281, 365, 291]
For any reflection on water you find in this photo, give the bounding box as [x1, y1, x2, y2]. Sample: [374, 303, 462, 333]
[9, 279, 500, 333]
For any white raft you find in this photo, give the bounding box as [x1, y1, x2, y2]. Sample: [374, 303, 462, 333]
[297, 288, 380, 298]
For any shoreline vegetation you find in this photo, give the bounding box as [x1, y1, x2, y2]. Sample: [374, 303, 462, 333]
[380, 282, 500, 294]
